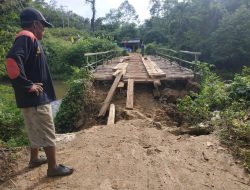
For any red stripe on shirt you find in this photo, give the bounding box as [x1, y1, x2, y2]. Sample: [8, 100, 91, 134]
[6, 58, 20, 79]
[16, 30, 36, 42]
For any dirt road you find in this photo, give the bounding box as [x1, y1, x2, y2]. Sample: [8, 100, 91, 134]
[1, 84, 249, 190]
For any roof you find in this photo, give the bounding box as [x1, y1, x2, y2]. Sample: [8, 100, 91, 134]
[121, 40, 141, 44]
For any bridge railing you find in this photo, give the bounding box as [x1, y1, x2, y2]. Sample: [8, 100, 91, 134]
[84, 50, 122, 70]
[156, 48, 201, 68]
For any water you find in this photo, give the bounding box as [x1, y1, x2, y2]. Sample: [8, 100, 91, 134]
[52, 80, 68, 117]
[0, 80, 68, 117]
[53, 80, 68, 99]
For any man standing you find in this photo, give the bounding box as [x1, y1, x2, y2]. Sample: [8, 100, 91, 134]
[141, 41, 145, 57]
[6, 7, 73, 177]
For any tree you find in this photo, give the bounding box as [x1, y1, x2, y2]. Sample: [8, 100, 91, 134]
[210, 5, 250, 68]
[149, 0, 163, 17]
[143, 28, 167, 44]
[118, 0, 139, 24]
[115, 23, 138, 41]
[103, 0, 139, 26]
[84, 0, 96, 32]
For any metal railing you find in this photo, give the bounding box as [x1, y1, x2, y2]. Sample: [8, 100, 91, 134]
[156, 48, 201, 67]
[84, 50, 122, 70]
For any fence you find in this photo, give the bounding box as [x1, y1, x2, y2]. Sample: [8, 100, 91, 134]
[156, 48, 201, 68]
[84, 50, 122, 70]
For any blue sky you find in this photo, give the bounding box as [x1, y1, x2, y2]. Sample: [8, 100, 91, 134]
[45, 0, 151, 23]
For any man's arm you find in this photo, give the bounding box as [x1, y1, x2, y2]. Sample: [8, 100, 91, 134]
[6, 36, 43, 95]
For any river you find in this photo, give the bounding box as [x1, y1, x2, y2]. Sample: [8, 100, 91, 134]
[52, 80, 68, 117]
[1, 80, 68, 117]
[53, 80, 68, 99]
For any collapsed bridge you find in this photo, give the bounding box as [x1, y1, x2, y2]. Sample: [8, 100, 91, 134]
[84, 50, 199, 123]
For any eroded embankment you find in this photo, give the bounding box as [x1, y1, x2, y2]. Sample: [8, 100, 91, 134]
[1, 81, 250, 189]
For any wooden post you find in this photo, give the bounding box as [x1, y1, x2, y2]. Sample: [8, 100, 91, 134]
[118, 82, 125, 88]
[98, 72, 123, 117]
[107, 104, 115, 125]
[126, 79, 134, 109]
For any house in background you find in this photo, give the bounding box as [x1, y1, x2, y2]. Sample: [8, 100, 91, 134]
[121, 39, 141, 52]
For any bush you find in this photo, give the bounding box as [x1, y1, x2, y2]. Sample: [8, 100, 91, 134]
[54, 68, 93, 133]
[177, 62, 228, 123]
[0, 84, 28, 147]
[145, 43, 157, 55]
[42, 30, 118, 79]
[42, 37, 73, 79]
[65, 37, 118, 68]
[0, 26, 19, 79]
[227, 67, 250, 101]
[177, 64, 250, 171]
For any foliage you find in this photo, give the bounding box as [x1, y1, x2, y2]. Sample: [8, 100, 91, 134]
[178, 62, 228, 123]
[114, 23, 139, 41]
[64, 37, 117, 68]
[30, 0, 91, 30]
[2, 0, 250, 76]
[145, 43, 157, 55]
[210, 5, 250, 68]
[227, 67, 250, 101]
[0, 0, 20, 79]
[177, 64, 250, 171]
[177, 94, 211, 124]
[103, 0, 139, 26]
[0, 84, 28, 147]
[42, 35, 73, 79]
[85, 0, 96, 32]
[41, 28, 117, 79]
[54, 68, 92, 133]
[143, 29, 167, 44]
[143, 0, 250, 70]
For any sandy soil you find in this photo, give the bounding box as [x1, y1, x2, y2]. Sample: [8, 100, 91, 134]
[1, 84, 249, 190]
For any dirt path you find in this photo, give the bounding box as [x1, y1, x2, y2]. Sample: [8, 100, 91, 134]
[1, 85, 249, 190]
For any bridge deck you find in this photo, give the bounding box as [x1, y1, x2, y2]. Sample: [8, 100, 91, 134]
[93, 54, 194, 82]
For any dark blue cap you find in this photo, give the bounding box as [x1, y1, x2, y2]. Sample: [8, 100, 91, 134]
[20, 7, 53, 28]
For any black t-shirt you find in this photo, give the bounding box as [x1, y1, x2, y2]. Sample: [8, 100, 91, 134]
[6, 30, 56, 108]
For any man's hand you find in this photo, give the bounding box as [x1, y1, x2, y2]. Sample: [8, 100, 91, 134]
[29, 83, 43, 96]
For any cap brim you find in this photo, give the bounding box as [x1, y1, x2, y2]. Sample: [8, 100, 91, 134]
[41, 20, 53, 28]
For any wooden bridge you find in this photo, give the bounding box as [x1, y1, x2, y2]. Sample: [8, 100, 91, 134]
[84, 50, 200, 123]
[93, 54, 194, 82]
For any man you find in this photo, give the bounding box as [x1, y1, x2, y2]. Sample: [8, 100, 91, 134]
[6, 7, 73, 177]
[140, 41, 145, 57]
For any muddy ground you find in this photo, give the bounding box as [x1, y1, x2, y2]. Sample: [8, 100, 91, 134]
[1, 83, 250, 190]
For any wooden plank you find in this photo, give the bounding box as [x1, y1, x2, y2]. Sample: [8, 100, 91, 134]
[153, 80, 161, 88]
[118, 82, 124, 88]
[107, 104, 115, 125]
[153, 87, 160, 98]
[112, 62, 128, 76]
[141, 56, 166, 78]
[112, 70, 121, 77]
[113, 62, 125, 70]
[98, 72, 123, 117]
[126, 79, 134, 109]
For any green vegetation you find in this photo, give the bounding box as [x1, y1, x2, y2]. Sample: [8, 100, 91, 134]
[2, 0, 250, 72]
[178, 65, 250, 171]
[54, 68, 92, 133]
[141, 0, 250, 70]
[145, 43, 157, 55]
[0, 85, 28, 147]
[42, 28, 117, 79]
